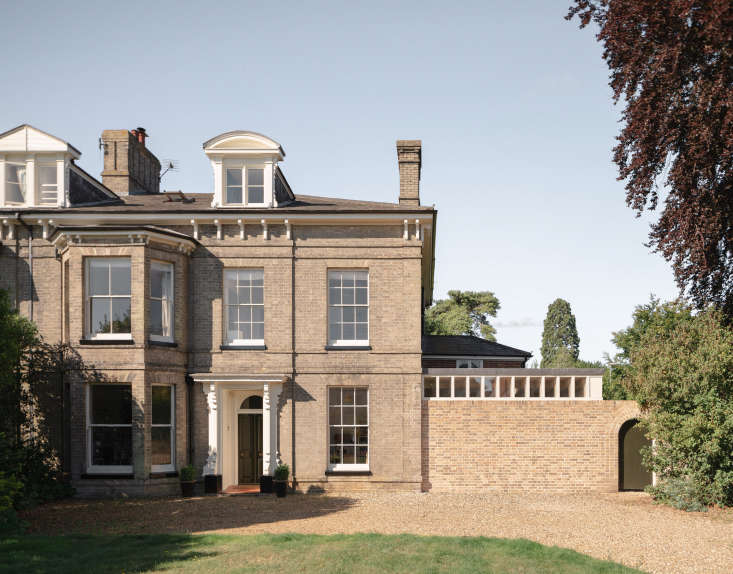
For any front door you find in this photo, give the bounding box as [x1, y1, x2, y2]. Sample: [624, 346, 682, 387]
[238, 413, 263, 484]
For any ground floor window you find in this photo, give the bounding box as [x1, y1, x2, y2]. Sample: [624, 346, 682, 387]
[87, 384, 132, 473]
[152, 385, 175, 472]
[328, 387, 369, 471]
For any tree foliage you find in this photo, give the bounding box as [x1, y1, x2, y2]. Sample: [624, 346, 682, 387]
[424, 290, 500, 341]
[0, 290, 73, 532]
[540, 299, 580, 367]
[567, 1, 733, 317]
[612, 297, 733, 508]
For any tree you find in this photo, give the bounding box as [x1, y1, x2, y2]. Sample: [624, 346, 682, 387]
[424, 290, 500, 341]
[612, 298, 733, 509]
[540, 299, 580, 367]
[567, 2, 733, 318]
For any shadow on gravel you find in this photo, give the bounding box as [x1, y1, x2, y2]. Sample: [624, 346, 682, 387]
[20, 494, 357, 536]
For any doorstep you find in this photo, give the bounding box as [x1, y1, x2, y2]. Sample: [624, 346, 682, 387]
[222, 484, 261, 495]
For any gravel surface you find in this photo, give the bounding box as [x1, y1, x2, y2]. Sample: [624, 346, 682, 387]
[22, 491, 733, 574]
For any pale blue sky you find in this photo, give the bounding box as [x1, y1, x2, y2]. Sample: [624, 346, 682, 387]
[1, 1, 678, 361]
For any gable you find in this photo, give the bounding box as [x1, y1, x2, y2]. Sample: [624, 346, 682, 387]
[0, 124, 80, 157]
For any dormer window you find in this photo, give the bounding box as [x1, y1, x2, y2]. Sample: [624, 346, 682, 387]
[38, 163, 58, 205]
[203, 131, 293, 208]
[5, 161, 26, 204]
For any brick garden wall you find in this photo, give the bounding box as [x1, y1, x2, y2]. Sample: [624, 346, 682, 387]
[422, 399, 640, 493]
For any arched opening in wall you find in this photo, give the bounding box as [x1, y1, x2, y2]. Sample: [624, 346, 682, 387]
[619, 419, 653, 491]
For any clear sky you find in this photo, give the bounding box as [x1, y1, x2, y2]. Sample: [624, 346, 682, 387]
[1, 0, 679, 361]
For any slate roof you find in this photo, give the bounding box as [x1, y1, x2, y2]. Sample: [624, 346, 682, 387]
[1, 191, 435, 214]
[422, 335, 532, 358]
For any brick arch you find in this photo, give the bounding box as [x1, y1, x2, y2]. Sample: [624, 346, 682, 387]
[605, 401, 642, 491]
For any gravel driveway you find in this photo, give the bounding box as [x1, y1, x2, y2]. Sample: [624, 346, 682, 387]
[22, 491, 733, 574]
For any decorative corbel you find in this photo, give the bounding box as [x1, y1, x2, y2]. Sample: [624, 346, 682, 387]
[261, 219, 269, 240]
[238, 218, 245, 240]
[285, 219, 291, 240]
[403, 219, 409, 240]
[214, 219, 222, 240]
[190, 219, 199, 240]
[2, 219, 14, 240]
[415, 219, 421, 241]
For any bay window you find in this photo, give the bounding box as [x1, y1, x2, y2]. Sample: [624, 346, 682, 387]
[328, 270, 369, 346]
[150, 261, 174, 342]
[86, 258, 132, 339]
[87, 384, 132, 473]
[151, 385, 175, 472]
[224, 269, 264, 345]
[328, 387, 369, 471]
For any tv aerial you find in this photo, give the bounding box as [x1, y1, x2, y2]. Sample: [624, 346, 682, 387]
[159, 159, 179, 182]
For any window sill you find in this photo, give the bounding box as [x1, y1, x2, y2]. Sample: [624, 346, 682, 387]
[220, 344, 267, 351]
[325, 345, 371, 351]
[79, 339, 135, 346]
[81, 473, 134, 480]
[325, 470, 372, 476]
[150, 471, 179, 478]
[149, 340, 178, 348]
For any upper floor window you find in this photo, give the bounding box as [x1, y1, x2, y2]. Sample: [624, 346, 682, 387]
[225, 166, 265, 205]
[328, 270, 369, 346]
[86, 258, 131, 339]
[457, 359, 483, 368]
[224, 269, 264, 345]
[150, 261, 174, 342]
[38, 164, 58, 205]
[5, 162, 26, 204]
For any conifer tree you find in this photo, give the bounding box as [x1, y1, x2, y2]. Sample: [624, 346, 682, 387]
[540, 298, 580, 367]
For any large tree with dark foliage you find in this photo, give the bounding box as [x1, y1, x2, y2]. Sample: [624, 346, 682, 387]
[540, 298, 580, 367]
[424, 290, 500, 341]
[567, 1, 733, 317]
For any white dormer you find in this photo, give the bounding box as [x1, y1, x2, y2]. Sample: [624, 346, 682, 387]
[0, 124, 81, 208]
[203, 131, 286, 208]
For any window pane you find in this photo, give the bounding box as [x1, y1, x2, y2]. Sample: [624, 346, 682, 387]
[89, 260, 109, 296]
[328, 275, 341, 288]
[6, 164, 26, 203]
[91, 298, 111, 335]
[355, 427, 368, 444]
[329, 387, 341, 405]
[151, 427, 172, 466]
[150, 300, 163, 335]
[355, 324, 368, 341]
[91, 385, 132, 424]
[247, 168, 264, 186]
[227, 186, 242, 204]
[330, 427, 341, 445]
[343, 389, 354, 405]
[152, 386, 172, 425]
[248, 187, 264, 204]
[342, 289, 354, 305]
[329, 323, 341, 341]
[355, 389, 367, 405]
[355, 407, 368, 425]
[238, 287, 251, 304]
[109, 260, 131, 296]
[240, 306, 251, 323]
[330, 446, 341, 464]
[343, 307, 354, 323]
[355, 272, 368, 287]
[356, 446, 368, 464]
[112, 298, 131, 333]
[343, 323, 355, 340]
[151, 267, 164, 299]
[329, 406, 341, 425]
[423, 377, 436, 398]
[342, 446, 355, 464]
[251, 287, 263, 305]
[355, 288, 368, 305]
[469, 378, 481, 397]
[226, 168, 242, 186]
[355, 307, 368, 322]
[39, 165, 57, 186]
[225, 273, 237, 303]
[239, 323, 252, 340]
[342, 427, 355, 444]
[251, 271, 263, 287]
[329, 288, 341, 305]
[342, 406, 354, 425]
[342, 273, 354, 287]
[91, 427, 132, 466]
[252, 322, 264, 340]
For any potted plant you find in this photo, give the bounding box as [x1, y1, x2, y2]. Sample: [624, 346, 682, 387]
[180, 464, 197, 498]
[273, 463, 289, 498]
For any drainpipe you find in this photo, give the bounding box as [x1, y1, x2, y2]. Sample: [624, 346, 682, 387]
[186, 375, 195, 466]
[16, 213, 33, 321]
[290, 237, 297, 490]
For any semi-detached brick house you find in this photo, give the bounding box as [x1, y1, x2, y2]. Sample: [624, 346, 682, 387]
[0, 124, 651, 497]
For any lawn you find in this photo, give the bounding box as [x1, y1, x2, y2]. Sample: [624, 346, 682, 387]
[0, 533, 642, 574]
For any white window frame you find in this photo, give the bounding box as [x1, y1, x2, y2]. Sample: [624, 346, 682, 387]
[37, 162, 58, 206]
[149, 261, 174, 343]
[457, 359, 483, 368]
[224, 268, 265, 346]
[151, 384, 175, 473]
[224, 164, 267, 207]
[85, 257, 132, 340]
[328, 387, 369, 472]
[327, 269, 369, 347]
[4, 160, 27, 205]
[86, 384, 133, 474]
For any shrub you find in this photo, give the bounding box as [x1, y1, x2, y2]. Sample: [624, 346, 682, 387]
[274, 464, 289, 481]
[647, 476, 712, 512]
[179, 465, 196, 482]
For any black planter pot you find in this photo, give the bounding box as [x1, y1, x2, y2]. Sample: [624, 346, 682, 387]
[181, 481, 196, 498]
[273, 480, 287, 498]
[260, 475, 274, 494]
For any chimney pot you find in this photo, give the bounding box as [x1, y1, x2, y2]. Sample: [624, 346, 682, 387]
[396, 140, 421, 206]
[133, 127, 147, 146]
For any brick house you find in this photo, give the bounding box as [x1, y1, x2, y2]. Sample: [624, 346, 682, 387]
[0, 124, 651, 496]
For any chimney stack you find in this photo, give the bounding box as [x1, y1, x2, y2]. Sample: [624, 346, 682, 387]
[396, 140, 421, 206]
[101, 128, 160, 195]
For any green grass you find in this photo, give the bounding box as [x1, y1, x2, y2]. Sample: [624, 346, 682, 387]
[0, 533, 644, 574]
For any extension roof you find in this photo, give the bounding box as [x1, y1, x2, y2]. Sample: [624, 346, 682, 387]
[422, 335, 532, 358]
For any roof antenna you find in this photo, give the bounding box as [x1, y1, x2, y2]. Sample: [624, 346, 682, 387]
[159, 159, 179, 182]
